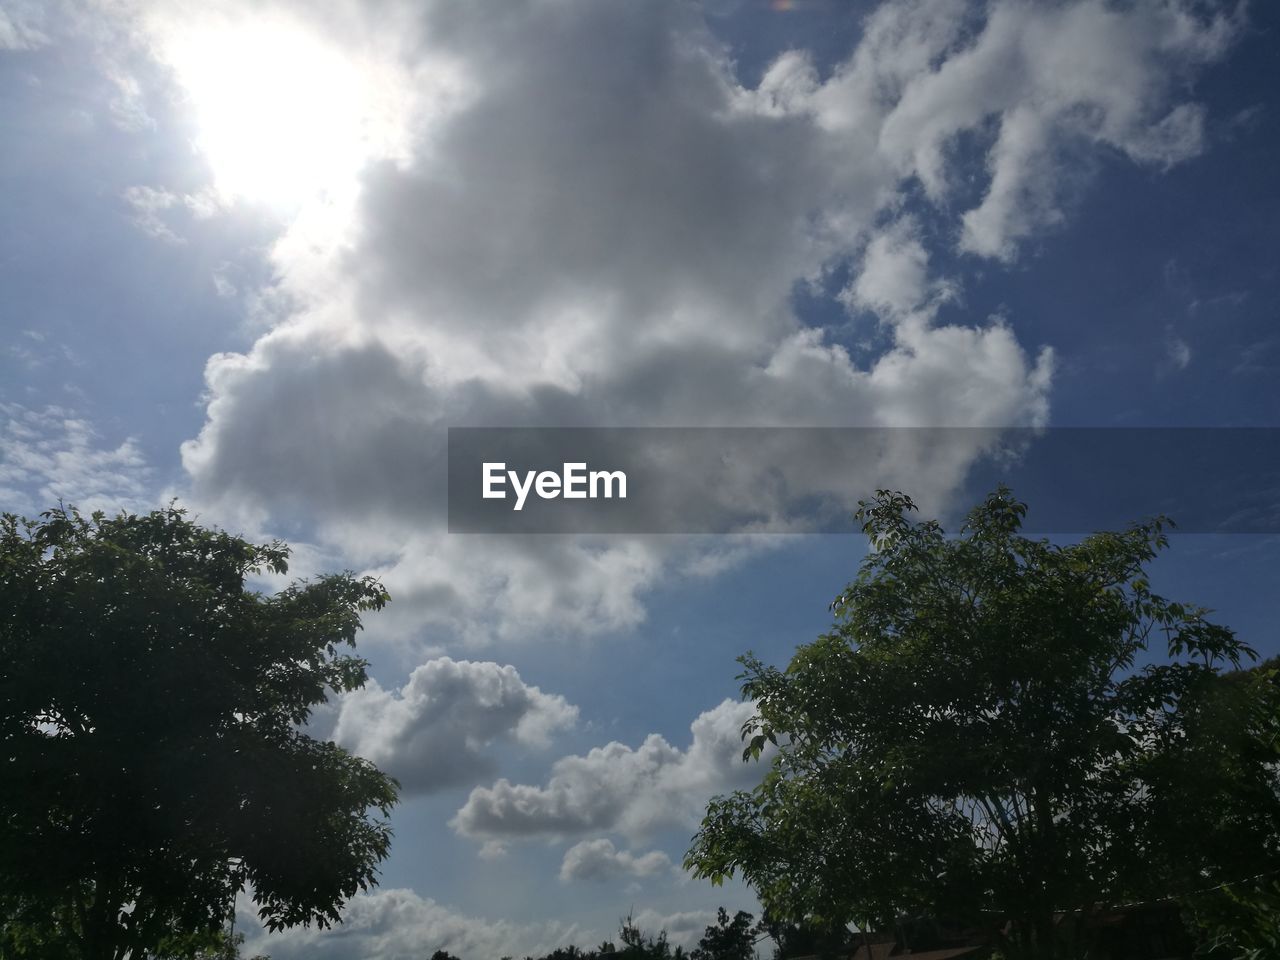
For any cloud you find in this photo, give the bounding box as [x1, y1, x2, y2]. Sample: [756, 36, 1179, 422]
[1234, 337, 1280, 378]
[0, 404, 152, 517]
[236, 887, 730, 958]
[559, 839, 673, 884]
[122, 185, 224, 242]
[845, 0, 1238, 261]
[629, 908, 723, 950]
[1165, 328, 1192, 371]
[65, 0, 1232, 645]
[844, 217, 951, 321]
[0, 1, 49, 50]
[332, 657, 578, 794]
[238, 888, 584, 960]
[452, 699, 767, 844]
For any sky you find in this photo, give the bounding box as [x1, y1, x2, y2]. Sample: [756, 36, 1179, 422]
[2, 0, 1279, 956]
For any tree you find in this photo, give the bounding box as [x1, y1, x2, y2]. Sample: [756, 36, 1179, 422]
[685, 488, 1280, 958]
[149, 929, 270, 960]
[690, 908, 758, 960]
[0, 505, 399, 960]
[753, 910, 845, 960]
[1179, 657, 1280, 959]
[617, 914, 681, 960]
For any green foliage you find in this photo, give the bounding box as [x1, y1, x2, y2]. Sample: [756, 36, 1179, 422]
[1182, 658, 1280, 958]
[690, 908, 758, 960]
[617, 913, 683, 960]
[148, 928, 270, 960]
[419, 909, 772, 960]
[0, 505, 397, 960]
[754, 911, 846, 960]
[685, 488, 1280, 957]
[1187, 876, 1280, 959]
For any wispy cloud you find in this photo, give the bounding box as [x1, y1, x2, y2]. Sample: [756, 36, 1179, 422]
[0, 404, 152, 516]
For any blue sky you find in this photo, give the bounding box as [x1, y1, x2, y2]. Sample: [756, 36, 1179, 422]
[2, 0, 1279, 956]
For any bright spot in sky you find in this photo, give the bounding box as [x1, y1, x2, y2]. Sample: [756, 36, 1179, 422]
[163, 19, 377, 209]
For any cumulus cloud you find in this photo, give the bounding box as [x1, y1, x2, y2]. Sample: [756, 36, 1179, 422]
[332, 657, 577, 794]
[238, 888, 584, 960]
[0, 404, 152, 516]
[452, 699, 767, 844]
[844, 217, 951, 321]
[559, 839, 673, 884]
[236, 887, 726, 958]
[848, 0, 1239, 261]
[66, 0, 1234, 644]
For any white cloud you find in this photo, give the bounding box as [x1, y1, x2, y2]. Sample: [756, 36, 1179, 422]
[629, 908, 723, 951]
[62, 0, 1233, 645]
[122, 185, 224, 242]
[0, 404, 152, 517]
[811, 0, 1237, 261]
[332, 657, 578, 794]
[958, 103, 1062, 261]
[237, 887, 728, 958]
[844, 217, 951, 321]
[452, 699, 768, 844]
[211, 261, 239, 299]
[559, 839, 673, 884]
[239, 888, 584, 960]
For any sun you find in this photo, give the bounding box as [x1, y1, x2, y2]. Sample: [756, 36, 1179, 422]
[162, 18, 379, 209]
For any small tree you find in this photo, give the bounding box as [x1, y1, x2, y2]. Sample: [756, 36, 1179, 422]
[0, 505, 399, 960]
[152, 929, 271, 960]
[690, 908, 757, 960]
[754, 910, 846, 960]
[685, 489, 1280, 958]
[618, 914, 678, 960]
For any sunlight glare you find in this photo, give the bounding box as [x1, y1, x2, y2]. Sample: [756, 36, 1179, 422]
[165, 19, 376, 209]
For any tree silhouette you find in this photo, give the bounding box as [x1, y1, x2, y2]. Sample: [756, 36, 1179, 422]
[686, 488, 1280, 958]
[0, 505, 398, 960]
[690, 908, 758, 960]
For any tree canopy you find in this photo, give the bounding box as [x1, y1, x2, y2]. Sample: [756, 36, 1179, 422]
[0, 505, 398, 960]
[493, 910, 762, 960]
[689, 908, 758, 960]
[685, 488, 1280, 957]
